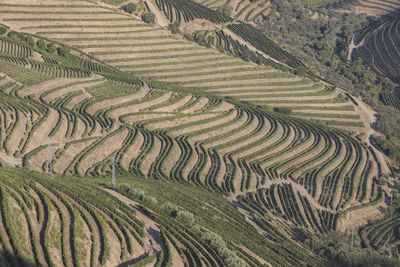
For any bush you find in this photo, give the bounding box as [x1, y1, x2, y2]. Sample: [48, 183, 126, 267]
[37, 40, 46, 50]
[8, 31, 24, 40]
[378, 176, 387, 186]
[168, 22, 180, 34]
[25, 36, 35, 47]
[273, 106, 292, 115]
[121, 3, 137, 13]
[0, 26, 6, 35]
[176, 210, 195, 226]
[142, 12, 155, 24]
[47, 43, 56, 54]
[57, 45, 70, 57]
[217, 5, 233, 17]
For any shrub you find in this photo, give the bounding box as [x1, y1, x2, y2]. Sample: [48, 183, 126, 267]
[8, 31, 24, 40]
[37, 40, 46, 50]
[273, 106, 292, 115]
[57, 45, 70, 57]
[47, 43, 56, 54]
[168, 22, 180, 34]
[142, 12, 155, 24]
[121, 3, 136, 13]
[25, 36, 35, 47]
[0, 26, 6, 35]
[176, 210, 195, 226]
[378, 176, 387, 186]
[217, 5, 233, 17]
[161, 203, 178, 216]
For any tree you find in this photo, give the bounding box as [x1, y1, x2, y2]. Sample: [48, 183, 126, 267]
[274, 106, 292, 115]
[25, 36, 35, 47]
[57, 45, 70, 57]
[47, 43, 56, 54]
[378, 176, 387, 186]
[141, 12, 155, 24]
[167, 21, 180, 34]
[37, 39, 46, 50]
[121, 3, 136, 13]
[0, 26, 6, 35]
[217, 5, 233, 17]
[7, 31, 23, 40]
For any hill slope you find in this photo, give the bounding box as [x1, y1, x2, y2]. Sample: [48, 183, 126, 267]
[0, 0, 397, 266]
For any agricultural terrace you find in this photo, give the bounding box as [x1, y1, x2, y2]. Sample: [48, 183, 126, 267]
[0, 167, 338, 266]
[193, 0, 271, 23]
[351, 0, 400, 17]
[0, 0, 367, 129]
[353, 18, 400, 83]
[0, 0, 393, 258]
[0, 35, 388, 238]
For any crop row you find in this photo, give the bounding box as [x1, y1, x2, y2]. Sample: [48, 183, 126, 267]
[155, 0, 232, 23]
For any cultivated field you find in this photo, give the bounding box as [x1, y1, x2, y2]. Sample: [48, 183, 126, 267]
[0, 0, 396, 265]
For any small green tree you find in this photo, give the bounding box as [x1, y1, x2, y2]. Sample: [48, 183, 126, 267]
[7, 31, 22, 40]
[168, 21, 180, 34]
[217, 5, 233, 17]
[25, 36, 35, 47]
[37, 39, 46, 50]
[57, 45, 70, 57]
[0, 26, 6, 35]
[378, 176, 387, 186]
[142, 12, 155, 24]
[121, 3, 137, 13]
[47, 43, 57, 54]
[273, 106, 292, 115]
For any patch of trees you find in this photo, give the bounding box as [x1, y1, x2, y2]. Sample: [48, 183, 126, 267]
[306, 231, 400, 267]
[371, 135, 400, 163]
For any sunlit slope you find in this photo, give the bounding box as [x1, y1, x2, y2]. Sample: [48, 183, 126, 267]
[0, 0, 367, 130]
[0, 167, 337, 267]
[0, 0, 392, 259]
[0, 49, 386, 219]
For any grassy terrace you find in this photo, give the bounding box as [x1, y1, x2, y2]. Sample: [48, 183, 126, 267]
[0, 1, 365, 126]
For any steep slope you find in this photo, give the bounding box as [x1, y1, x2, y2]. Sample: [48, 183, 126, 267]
[0, 167, 340, 267]
[352, 18, 400, 83]
[0, 0, 369, 129]
[351, 0, 400, 17]
[0, 0, 396, 265]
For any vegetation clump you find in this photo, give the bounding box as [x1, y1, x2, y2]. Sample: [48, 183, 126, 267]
[121, 3, 136, 13]
[307, 232, 400, 267]
[142, 12, 155, 23]
[0, 26, 6, 35]
[273, 106, 292, 115]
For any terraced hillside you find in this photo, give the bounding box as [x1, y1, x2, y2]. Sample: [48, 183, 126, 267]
[0, 0, 396, 265]
[0, 0, 370, 129]
[352, 18, 400, 83]
[0, 28, 389, 236]
[0, 167, 339, 267]
[194, 0, 271, 23]
[0, 168, 148, 267]
[351, 0, 400, 17]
